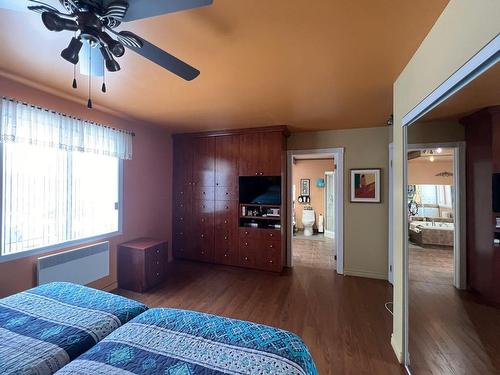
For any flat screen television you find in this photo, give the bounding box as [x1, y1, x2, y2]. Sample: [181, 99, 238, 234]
[239, 176, 281, 205]
[493, 173, 500, 212]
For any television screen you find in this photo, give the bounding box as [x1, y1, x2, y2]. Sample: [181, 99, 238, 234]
[239, 176, 281, 205]
[493, 173, 500, 212]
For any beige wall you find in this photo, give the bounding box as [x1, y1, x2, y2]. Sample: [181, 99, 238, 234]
[408, 119, 465, 144]
[288, 126, 390, 279]
[292, 159, 334, 230]
[408, 159, 454, 185]
[392, 0, 500, 363]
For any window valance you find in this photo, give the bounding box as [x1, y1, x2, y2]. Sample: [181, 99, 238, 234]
[0, 97, 133, 160]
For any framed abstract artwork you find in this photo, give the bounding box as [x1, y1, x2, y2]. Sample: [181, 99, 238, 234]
[350, 168, 381, 203]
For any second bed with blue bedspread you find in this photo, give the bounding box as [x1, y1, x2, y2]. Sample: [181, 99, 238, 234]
[55, 308, 319, 375]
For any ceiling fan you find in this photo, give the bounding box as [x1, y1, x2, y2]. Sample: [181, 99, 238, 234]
[0, 0, 213, 107]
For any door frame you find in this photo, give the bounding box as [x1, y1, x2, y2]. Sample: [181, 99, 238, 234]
[388, 143, 394, 284]
[286, 148, 344, 275]
[406, 142, 466, 290]
[324, 171, 335, 239]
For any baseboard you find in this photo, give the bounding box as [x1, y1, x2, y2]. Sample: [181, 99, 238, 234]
[343, 268, 388, 280]
[391, 334, 404, 363]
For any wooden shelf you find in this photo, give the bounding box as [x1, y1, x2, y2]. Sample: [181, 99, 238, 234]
[240, 215, 280, 221]
[240, 203, 280, 208]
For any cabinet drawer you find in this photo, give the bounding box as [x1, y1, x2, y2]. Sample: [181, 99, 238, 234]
[263, 240, 281, 251]
[239, 247, 256, 267]
[260, 229, 281, 241]
[239, 227, 260, 239]
[258, 247, 282, 272]
[215, 247, 238, 266]
[194, 200, 215, 214]
[239, 236, 259, 250]
[173, 185, 192, 202]
[173, 200, 191, 215]
[215, 186, 238, 201]
[194, 186, 215, 200]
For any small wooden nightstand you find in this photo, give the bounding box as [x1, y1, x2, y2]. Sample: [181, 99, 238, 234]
[117, 238, 168, 293]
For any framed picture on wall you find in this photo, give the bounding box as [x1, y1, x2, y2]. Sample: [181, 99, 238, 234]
[300, 179, 310, 196]
[350, 168, 381, 203]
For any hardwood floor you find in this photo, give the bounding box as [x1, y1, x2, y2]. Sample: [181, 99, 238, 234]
[292, 234, 335, 269]
[115, 259, 403, 375]
[409, 244, 500, 375]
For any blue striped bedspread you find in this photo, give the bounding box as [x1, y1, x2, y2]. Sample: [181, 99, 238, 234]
[0, 282, 147, 375]
[55, 308, 319, 375]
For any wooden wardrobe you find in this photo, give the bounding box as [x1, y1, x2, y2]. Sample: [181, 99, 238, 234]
[172, 126, 288, 272]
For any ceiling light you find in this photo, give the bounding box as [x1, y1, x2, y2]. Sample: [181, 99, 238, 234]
[429, 156, 435, 162]
[436, 148, 443, 154]
[61, 37, 83, 65]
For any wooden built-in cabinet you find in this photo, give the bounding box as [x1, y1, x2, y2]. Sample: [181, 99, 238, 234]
[172, 126, 287, 272]
[461, 107, 500, 305]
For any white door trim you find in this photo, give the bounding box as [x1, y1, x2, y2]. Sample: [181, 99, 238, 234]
[388, 143, 394, 284]
[324, 171, 335, 239]
[287, 148, 345, 275]
[407, 142, 467, 290]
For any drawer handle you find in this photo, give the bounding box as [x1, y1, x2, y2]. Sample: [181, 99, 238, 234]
[245, 231, 249, 235]
[201, 251, 205, 255]
[156, 249, 160, 254]
[269, 260, 273, 264]
[203, 191, 206, 195]
[156, 272, 160, 276]
[225, 206, 229, 209]
[180, 191, 184, 195]
[180, 217, 184, 221]
[203, 205, 206, 209]
[156, 261, 160, 265]
[269, 233, 273, 237]
[269, 245, 274, 248]
[224, 253, 229, 257]
[244, 256, 248, 261]
[201, 234, 205, 238]
[255, 172, 258, 175]
[224, 220, 228, 224]
[180, 204, 184, 208]
[225, 192, 229, 195]
[244, 242, 248, 246]
[202, 218, 205, 222]
[224, 236, 228, 240]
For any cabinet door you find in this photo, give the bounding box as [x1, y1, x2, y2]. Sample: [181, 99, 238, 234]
[239, 133, 261, 176]
[259, 131, 283, 176]
[173, 201, 193, 260]
[215, 135, 239, 187]
[214, 200, 239, 265]
[239, 132, 283, 176]
[192, 137, 215, 187]
[173, 137, 193, 186]
[192, 200, 215, 262]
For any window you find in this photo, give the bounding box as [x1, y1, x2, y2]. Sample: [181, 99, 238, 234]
[1, 143, 121, 257]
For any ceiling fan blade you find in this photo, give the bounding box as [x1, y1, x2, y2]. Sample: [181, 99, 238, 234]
[115, 0, 213, 22]
[111, 30, 200, 81]
[0, 0, 61, 13]
[0, 0, 32, 12]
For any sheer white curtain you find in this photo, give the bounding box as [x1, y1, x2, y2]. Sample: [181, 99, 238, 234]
[0, 98, 133, 160]
[0, 97, 127, 256]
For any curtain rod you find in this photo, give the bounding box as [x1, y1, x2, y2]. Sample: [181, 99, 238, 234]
[2, 96, 136, 137]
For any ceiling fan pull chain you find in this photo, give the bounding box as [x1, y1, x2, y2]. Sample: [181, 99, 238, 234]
[87, 45, 93, 109]
[102, 60, 107, 93]
[72, 31, 78, 89]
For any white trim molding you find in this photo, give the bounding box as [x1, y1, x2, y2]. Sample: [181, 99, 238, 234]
[402, 34, 500, 127]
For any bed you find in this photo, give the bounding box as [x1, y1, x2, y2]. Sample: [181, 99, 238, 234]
[55, 307, 319, 375]
[0, 282, 147, 375]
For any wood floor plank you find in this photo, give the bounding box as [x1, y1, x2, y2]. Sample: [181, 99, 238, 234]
[115, 238, 403, 374]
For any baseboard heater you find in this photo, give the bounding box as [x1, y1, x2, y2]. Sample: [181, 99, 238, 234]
[37, 241, 109, 286]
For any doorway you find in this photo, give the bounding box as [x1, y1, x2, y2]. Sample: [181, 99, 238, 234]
[286, 148, 344, 274]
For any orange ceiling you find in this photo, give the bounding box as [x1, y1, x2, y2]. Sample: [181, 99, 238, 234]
[0, 0, 448, 132]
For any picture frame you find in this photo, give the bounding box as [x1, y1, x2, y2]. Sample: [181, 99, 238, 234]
[350, 168, 381, 203]
[300, 179, 310, 196]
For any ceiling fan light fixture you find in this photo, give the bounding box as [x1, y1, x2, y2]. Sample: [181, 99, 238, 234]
[100, 47, 121, 72]
[61, 37, 83, 65]
[100, 32, 125, 58]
